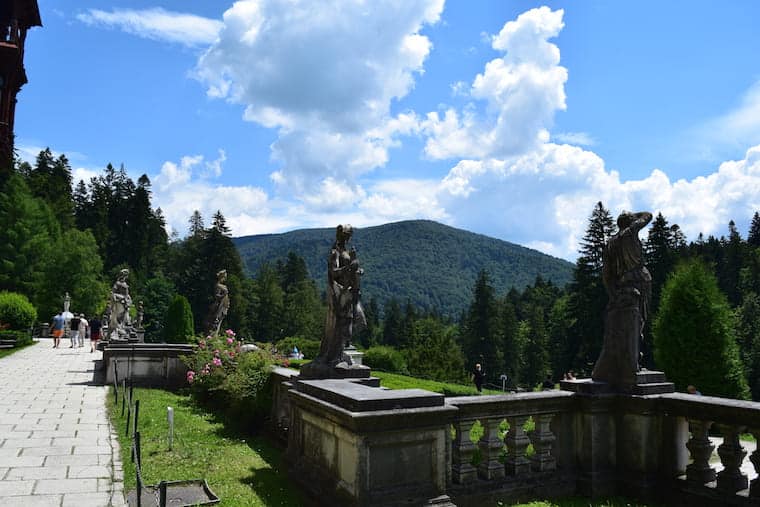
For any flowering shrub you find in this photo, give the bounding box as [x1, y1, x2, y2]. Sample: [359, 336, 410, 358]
[182, 330, 274, 425]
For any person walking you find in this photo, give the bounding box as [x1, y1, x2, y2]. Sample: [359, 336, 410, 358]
[77, 313, 88, 348]
[69, 314, 81, 348]
[51, 312, 65, 348]
[471, 363, 485, 393]
[89, 316, 101, 353]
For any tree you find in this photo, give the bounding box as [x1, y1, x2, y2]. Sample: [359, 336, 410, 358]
[748, 212, 760, 248]
[250, 263, 284, 342]
[522, 306, 550, 387]
[163, 295, 195, 343]
[140, 275, 175, 343]
[736, 293, 760, 400]
[461, 270, 501, 383]
[382, 298, 403, 347]
[567, 202, 615, 372]
[406, 317, 466, 383]
[653, 260, 749, 399]
[500, 297, 521, 384]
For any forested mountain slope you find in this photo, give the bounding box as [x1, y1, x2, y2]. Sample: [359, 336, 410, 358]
[234, 220, 573, 317]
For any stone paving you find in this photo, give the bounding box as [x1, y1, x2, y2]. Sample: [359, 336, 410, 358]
[0, 339, 125, 506]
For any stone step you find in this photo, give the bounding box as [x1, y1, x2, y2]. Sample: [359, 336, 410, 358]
[631, 382, 675, 395]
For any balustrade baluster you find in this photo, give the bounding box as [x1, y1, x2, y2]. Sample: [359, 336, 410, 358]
[685, 420, 715, 484]
[504, 415, 531, 475]
[715, 424, 748, 493]
[529, 413, 556, 472]
[451, 419, 477, 484]
[478, 417, 506, 480]
[749, 428, 760, 498]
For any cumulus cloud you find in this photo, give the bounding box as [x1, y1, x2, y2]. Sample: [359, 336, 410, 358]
[422, 6, 567, 160]
[194, 0, 444, 198]
[77, 8, 223, 47]
[553, 131, 595, 146]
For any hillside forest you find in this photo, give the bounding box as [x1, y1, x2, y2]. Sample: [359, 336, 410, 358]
[2, 150, 760, 400]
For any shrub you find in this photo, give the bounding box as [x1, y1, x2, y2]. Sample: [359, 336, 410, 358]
[183, 330, 274, 427]
[163, 295, 194, 343]
[363, 346, 408, 374]
[275, 336, 321, 359]
[0, 291, 37, 330]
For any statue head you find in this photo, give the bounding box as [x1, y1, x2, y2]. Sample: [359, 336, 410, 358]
[336, 224, 353, 243]
[617, 212, 634, 230]
[119, 268, 129, 279]
[217, 269, 227, 281]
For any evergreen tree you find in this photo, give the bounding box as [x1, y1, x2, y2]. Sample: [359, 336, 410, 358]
[500, 297, 521, 384]
[163, 295, 195, 343]
[406, 317, 466, 383]
[567, 202, 615, 372]
[461, 270, 501, 383]
[140, 275, 175, 343]
[188, 210, 205, 238]
[251, 263, 285, 342]
[721, 220, 744, 306]
[522, 306, 550, 387]
[654, 260, 749, 399]
[382, 298, 403, 347]
[748, 212, 760, 248]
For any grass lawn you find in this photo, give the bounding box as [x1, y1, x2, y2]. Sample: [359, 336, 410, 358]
[0, 340, 37, 359]
[507, 498, 655, 507]
[106, 387, 303, 506]
[372, 370, 503, 395]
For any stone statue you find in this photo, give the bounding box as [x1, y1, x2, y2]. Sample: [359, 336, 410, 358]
[63, 292, 71, 313]
[109, 269, 132, 339]
[205, 269, 230, 336]
[135, 300, 144, 329]
[592, 211, 653, 387]
[300, 224, 368, 379]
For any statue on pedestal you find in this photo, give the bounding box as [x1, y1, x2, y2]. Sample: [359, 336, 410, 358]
[592, 211, 652, 387]
[300, 224, 368, 379]
[63, 292, 71, 313]
[135, 300, 144, 329]
[109, 269, 132, 339]
[205, 269, 230, 336]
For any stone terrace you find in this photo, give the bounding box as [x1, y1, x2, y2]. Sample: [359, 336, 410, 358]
[0, 340, 125, 506]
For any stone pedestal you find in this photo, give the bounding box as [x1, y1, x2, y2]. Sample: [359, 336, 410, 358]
[287, 379, 456, 506]
[344, 346, 364, 366]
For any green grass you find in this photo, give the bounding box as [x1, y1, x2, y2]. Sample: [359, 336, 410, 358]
[107, 388, 303, 506]
[506, 498, 655, 507]
[0, 340, 38, 359]
[372, 370, 502, 395]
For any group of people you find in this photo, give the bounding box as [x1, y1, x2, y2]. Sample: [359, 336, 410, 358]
[50, 312, 102, 352]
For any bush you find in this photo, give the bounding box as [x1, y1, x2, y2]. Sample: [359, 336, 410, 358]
[183, 330, 274, 427]
[363, 346, 408, 374]
[275, 336, 321, 359]
[0, 291, 37, 330]
[163, 295, 194, 343]
[654, 260, 750, 399]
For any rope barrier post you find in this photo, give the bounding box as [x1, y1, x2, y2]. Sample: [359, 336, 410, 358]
[121, 379, 126, 416]
[133, 400, 140, 436]
[125, 398, 131, 437]
[159, 480, 167, 507]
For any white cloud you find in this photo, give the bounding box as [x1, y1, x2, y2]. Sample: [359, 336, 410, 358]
[422, 6, 567, 160]
[697, 80, 760, 157]
[77, 8, 223, 47]
[194, 0, 444, 196]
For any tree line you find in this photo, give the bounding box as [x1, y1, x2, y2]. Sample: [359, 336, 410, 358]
[1, 151, 759, 398]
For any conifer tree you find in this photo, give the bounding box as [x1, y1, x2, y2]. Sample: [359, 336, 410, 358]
[462, 270, 502, 382]
[749, 212, 760, 248]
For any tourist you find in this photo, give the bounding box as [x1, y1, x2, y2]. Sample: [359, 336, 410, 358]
[567, 370, 576, 380]
[542, 374, 555, 390]
[69, 314, 80, 348]
[687, 385, 702, 396]
[471, 363, 485, 393]
[51, 312, 64, 348]
[89, 316, 101, 353]
[77, 313, 88, 348]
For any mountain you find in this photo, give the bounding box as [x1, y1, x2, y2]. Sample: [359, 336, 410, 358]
[233, 220, 574, 317]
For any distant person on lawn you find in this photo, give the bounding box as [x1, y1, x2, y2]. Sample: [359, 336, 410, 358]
[77, 314, 88, 348]
[69, 314, 80, 348]
[89, 316, 101, 353]
[471, 363, 485, 393]
[51, 312, 64, 348]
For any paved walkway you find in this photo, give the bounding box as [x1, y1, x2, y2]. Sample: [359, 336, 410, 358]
[0, 339, 125, 506]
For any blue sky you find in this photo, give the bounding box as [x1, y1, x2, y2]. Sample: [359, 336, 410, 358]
[16, 1, 760, 259]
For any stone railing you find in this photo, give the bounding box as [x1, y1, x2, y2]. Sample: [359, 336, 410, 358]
[659, 393, 760, 505]
[445, 391, 576, 503]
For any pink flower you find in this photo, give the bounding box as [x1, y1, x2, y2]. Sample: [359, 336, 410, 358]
[186, 371, 196, 383]
[214, 349, 220, 356]
[226, 337, 234, 345]
[225, 329, 235, 336]
[212, 357, 222, 367]
[198, 340, 206, 349]
[227, 351, 235, 358]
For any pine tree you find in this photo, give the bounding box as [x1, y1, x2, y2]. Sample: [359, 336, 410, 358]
[654, 260, 749, 399]
[461, 270, 502, 383]
[500, 298, 521, 384]
[522, 306, 550, 387]
[188, 210, 205, 238]
[748, 212, 760, 248]
[382, 298, 403, 347]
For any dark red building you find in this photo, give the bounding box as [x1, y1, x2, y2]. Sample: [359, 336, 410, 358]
[0, 0, 41, 173]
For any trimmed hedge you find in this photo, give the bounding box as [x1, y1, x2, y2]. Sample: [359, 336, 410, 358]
[0, 329, 32, 347]
[163, 295, 194, 343]
[363, 346, 408, 374]
[0, 292, 37, 330]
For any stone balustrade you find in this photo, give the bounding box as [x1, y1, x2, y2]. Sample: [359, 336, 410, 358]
[659, 393, 760, 505]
